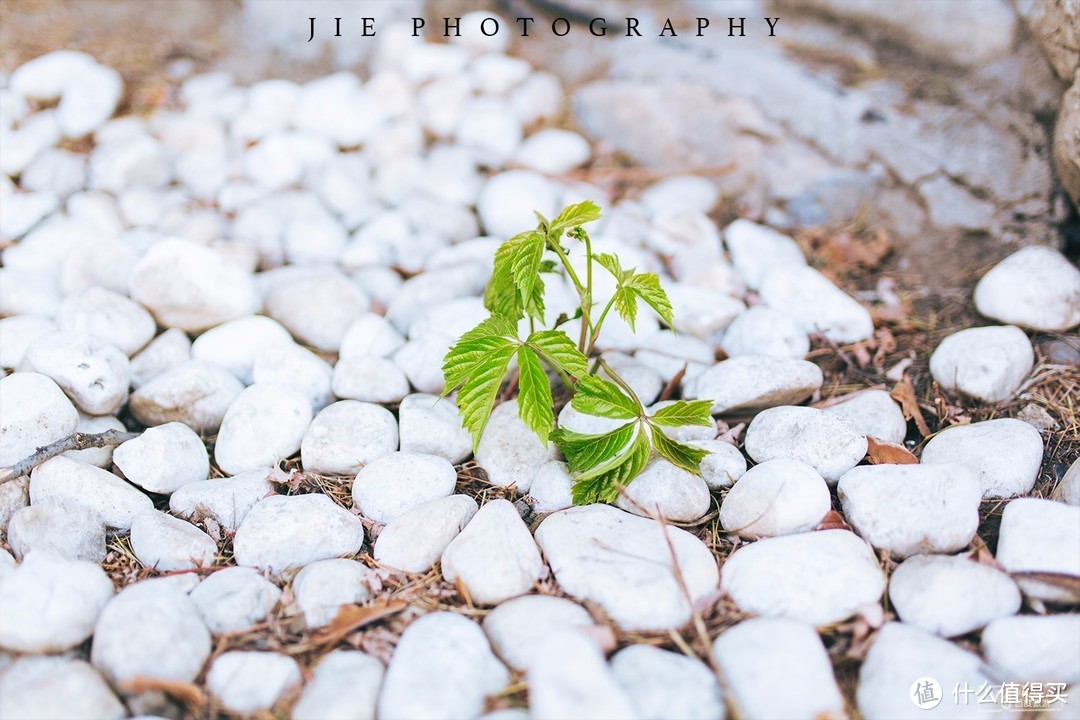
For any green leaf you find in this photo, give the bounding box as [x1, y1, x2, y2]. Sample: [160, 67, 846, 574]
[538, 259, 558, 274]
[552, 422, 636, 473]
[569, 429, 651, 505]
[595, 252, 632, 283]
[649, 400, 714, 428]
[571, 375, 639, 420]
[485, 232, 545, 322]
[441, 316, 521, 449]
[623, 272, 674, 327]
[526, 330, 589, 379]
[516, 346, 556, 442]
[549, 201, 602, 236]
[649, 425, 709, 476]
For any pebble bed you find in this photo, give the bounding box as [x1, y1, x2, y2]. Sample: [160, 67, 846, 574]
[1, 14, 1079, 720]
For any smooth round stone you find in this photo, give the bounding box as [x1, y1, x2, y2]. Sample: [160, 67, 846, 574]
[130, 510, 217, 572]
[476, 400, 557, 492]
[663, 283, 746, 339]
[398, 393, 471, 464]
[113, 422, 209, 494]
[476, 170, 559, 239]
[641, 175, 720, 217]
[920, 418, 1044, 498]
[57, 60, 122, 137]
[91, 581, 211, 684]
[839, 463, 982, 558]
[683, 356, 823, 414]
[719, 530, 885, 626]
[377, 612, 509, 720]
[130, 239, 258, 332]
[333, 356, 410, 404]
[292, 558, 375, 628]
[1053, 457, 1080, 505]
[690, 439, 747, 489]
[55, 287, 156, 356]
[302, 401, 398, 476]
[129, 328, 192, 389]
[0, 371, 78, 467]
[612, 645, 725, 720]
[982, 615, 1080, 684]
[719, 306, 809, 359]
[129, 359, 244, 432]
[30, 456, 152, 531]
[535, 505, 719, 631]
[214, 384, 313, 475]
[0, 551, 114, 653]
[233, 494, 365, 575]
[482, 595, 599, 672]
[0, 656, 125, 720]
[720, 459, 831, 537]
[339, 312, 406, 359]
[189, 566, 281, 634]
[11, 49, 97, 99]
[169, 470, 271, 532]
[821, 389, 908, 445]
[292, 650, 385, 720]
[374, 494, 478, 574]
[251, 341, 334, 411]
[889, 554, 1020, 637]
[973, 245, 1080, 331]
[527, 460, 574, 514]
[929, 325, 1034, 403]
[441, 498, 544, 605]
[63, 413, 125, 468]
[995, 498, 1080, 603]
[744, 406, 867, 483]
[759, 265, 875, 343]
[392, 334, 452, 394]
[24, 331, 130, 415]
[0, 315, 56, 368]
[190, 315, 293, 384]
[723, 219, 806, 290]
[857, 623, 997, 720]
[616, 458, 712, 522]
[513, 129, 590, 174]
[7, 502, 106, 562]
[455, 96, 522, 166]
[264, 270, 369, 352]
[713, 618, 844, 720]
[206, 651, 302, 715]
[527, 630, 636, 720]
[352, 451, 457, 525]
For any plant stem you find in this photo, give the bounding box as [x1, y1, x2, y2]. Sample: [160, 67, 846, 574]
[597, 357, 646, 413]
[586, 294, 618, 358]
[578, 231, 594, 353]
[546, 240, 584, 295]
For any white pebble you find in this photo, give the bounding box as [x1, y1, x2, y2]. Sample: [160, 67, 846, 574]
[724, 219, 806, 290]
[684, 355, 823, 414]
[24, 331, 130, 415]
[292, 558, 375, 628]
[744, 405, 867, 483]
[759, 265, 875, 343]
[973, 245, 1080, 331]
[690, 439, 747, 489]
[398, 393, 472, 464]
[821, 389, 907, 445]
[0, 371, 78, 468]
[929, 325, 1034, 403]
[352, 451, 457, 525]
[251, 342, 334, 411]
[233, 494, 365, 575]
[293, 650, 385, 720]
[189, 566, 281, 634]
[214, 384, 313, 475]
[169, 470, 272, 532]
[527, 460, 574, 514]
[0, 315, 56, 369]
[612, 644, 725, 720]
[264, 269, 370, 351]
[333, 356, 410, 404]
[30, 456, 152, 530]
[616, 458, 712, 522]
[477, 170, 559, 239]
[302, 400, 398, 476]
[339, 312, 406, 359]
[720, 306, 809, 359]
[55, 287, 156, 357]
[476, 400, 557, 492]
[190, 315, 294, 384]
[720, 458, 831, 537]
[375, 494, 477, 573]
[130, 359, 243, 432]
[921, 418, 1044, 498]
[527, 631, 636, 720]
[482, 595, 599, 672]
[514, 129, 591, 174]
[0, 656, 124, 720]
[206, 651, 301, 715]
[129, 328, 192, 389]
[7, 502, 106, 562]
[995, 497, 1080, 603]
[981, 615, 1080, 684]
[113, 422, 209, 494]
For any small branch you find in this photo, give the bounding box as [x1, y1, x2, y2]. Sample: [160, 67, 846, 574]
[0, 429, 139, 483]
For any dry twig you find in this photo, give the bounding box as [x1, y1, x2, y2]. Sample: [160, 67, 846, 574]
[0, 429, 139, 483]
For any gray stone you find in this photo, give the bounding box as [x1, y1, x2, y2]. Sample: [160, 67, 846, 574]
[0, 656, 125, 720]
[713, 617, 844, 720]
[374, 494, 478, 573]
[130, 359, 244, 432]
[612, 644, 725, 720]
[535, 505, 719, 631]
[0, 551, 113, 653]
[616, 458, 712, 522]
[130, 510, 218, 572]
[169, 470, 271, 532]
[189, 566, 281, 634]
[206, 651, 302, 714]
[292, 650, 385, 720]
[889, 554, 1021, 637]
[995, 498, 1080, 603]
[720, 459, 831, 537]
[113, 422, 210, 494]
[759, 265, 875, 343]
[7, 502, 106, 562]
[30, 456, 152, 531]
[821, 389, 908, 445]
[838, 463, 982, 558]
[720, 530, 885, 625]
[378, 612, 509, 720]
[973, 246, 1080, 332]
[921, 418, 1044, 498]
[441, 498, 544, 605]
[91, 580, 211, 684]
[302, 401, 398, 476]
[929, 326, 1035, 403]
[745, 405, 867, 483]
[982, 614, 1080, 684]
[683, 356, 823, 414]
[214, 383, 313, 475]
[233, 494, 365, 575]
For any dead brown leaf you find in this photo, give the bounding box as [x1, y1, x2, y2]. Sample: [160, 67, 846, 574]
[815, 510, 852, 532]
[659, 363, 688, 402]
[865, 437, 918, 465]
[121, 677, 205, 707]
[890, 376, 930, 437]
[307, 601, 408, 650]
